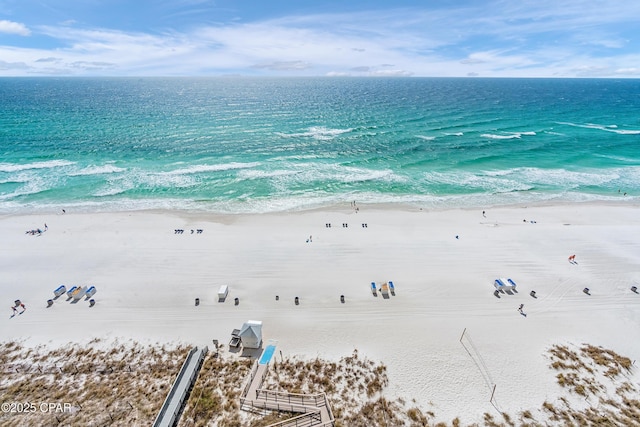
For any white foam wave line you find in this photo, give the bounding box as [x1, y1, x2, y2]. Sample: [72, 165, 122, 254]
[0, 160, 76, 173]
[238, 169, 301, 179]
[68, 165, 126, 176]
[481, 133, 521, 140]
[0, 177, 30, 184]
[276, 126, 353, 140]
[161, 162, 261, 175]
[1, 190, 637, 216]
[557, 122, 640, 135]
[592, 154, 639, 163]
[426, 167, 630, 190]
[0, 177, 50, 201]
[93, 187, 129, 197]
[416, 135, 436, 141]
[481, 131, 537, 139]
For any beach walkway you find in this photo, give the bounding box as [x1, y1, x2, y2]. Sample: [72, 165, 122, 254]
[153, 346, 208, 427]
[240, 361, 335, 427]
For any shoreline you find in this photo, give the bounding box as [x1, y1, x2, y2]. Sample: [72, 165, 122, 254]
[3, 196, 640, 219]
[1, 187, 638, 217]
[2, 202, 639, 424]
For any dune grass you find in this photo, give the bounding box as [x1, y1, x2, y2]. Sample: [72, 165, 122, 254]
[1, 340, 637, 426]
[0, 339, 189, 427]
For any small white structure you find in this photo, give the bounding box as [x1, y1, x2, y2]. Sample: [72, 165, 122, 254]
[239, 320, 262, 349]
[217, 285, 229, 301]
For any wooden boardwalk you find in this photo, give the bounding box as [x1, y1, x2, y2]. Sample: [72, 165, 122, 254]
[240, 361, 335, 427]
[153, 346, 208, 427]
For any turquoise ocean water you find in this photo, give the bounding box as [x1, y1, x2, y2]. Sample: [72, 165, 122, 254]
[1, 77, 639, 214]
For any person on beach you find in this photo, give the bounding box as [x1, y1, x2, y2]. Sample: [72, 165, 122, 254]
[518, 304, 524, 311]
[19, 303, 26, 313]
[568, 254, 576, 262]
[11, 306, 17, 316]
[44, 223, 48, 231]
[482, 210, 486, 217]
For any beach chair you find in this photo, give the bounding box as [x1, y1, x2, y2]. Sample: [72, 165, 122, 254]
[66, 286, 77, 299]
[507, 278, 517, 289]
[54, 285, 66, 298]
[371, 282, 377, 296]
[494, 279, 506, 292]
[229, 328, 241, 348]
[85, 286, 97, 299]
[389, 281, 395, 295]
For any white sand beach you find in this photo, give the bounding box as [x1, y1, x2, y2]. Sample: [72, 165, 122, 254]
[2, 203, 639, 424]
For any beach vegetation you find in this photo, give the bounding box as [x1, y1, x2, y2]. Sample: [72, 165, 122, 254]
[2, 340, 638, 426]
[0, 340, 188, 427]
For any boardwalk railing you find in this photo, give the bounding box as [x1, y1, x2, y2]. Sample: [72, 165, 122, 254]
[153, 346, 208, 427]
[240, 360, 260, 399]
[256, 389, 328, 408]
[239, 360, 335, 427]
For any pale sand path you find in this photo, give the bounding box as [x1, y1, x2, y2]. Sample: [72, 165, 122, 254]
[1, 203, 639, 424]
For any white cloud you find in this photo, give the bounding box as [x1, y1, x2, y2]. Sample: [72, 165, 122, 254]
[252, 61, 311, 71]
[0, 20, 31, 36]
[0, 60, 29, 70]
[35, 57, 62, 63]
[614, 67, 640, 75]
[370, 69, 413, 77]
[2, 2, 640, 77]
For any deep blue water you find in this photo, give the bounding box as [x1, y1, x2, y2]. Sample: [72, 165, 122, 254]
[1, 77, 639, 213]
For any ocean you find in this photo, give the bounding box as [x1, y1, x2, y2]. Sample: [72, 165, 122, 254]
[1, 77, 639, 214]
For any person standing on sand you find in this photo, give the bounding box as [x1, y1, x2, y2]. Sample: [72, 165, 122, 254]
[11, 306, 17, 316]
[19, 303, 26, 313]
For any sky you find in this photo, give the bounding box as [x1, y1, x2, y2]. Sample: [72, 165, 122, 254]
[1, 0, 639, 77]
